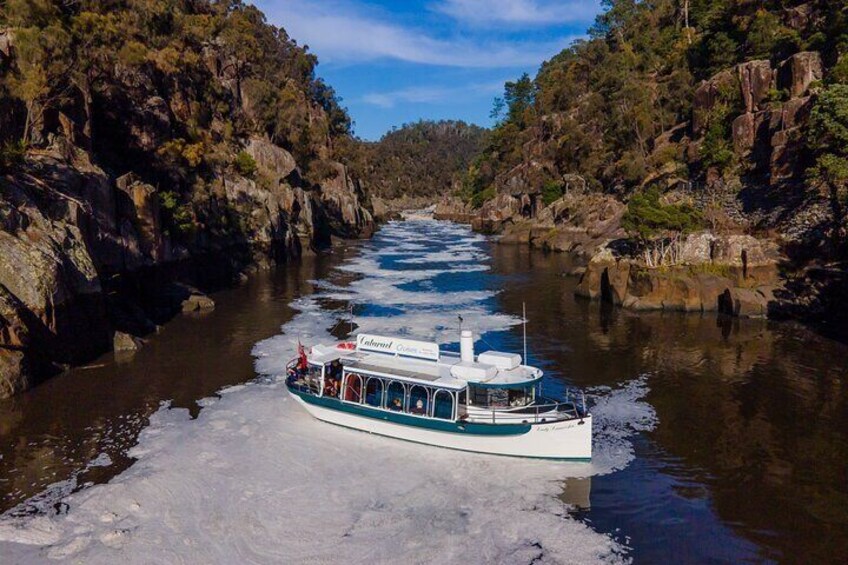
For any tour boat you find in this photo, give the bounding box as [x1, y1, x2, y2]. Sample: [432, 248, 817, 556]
[285, 330, 592, 460]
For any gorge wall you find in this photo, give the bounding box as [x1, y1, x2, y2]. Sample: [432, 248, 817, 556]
[0, 1, 373, 398]
[432, 0, 848, 335]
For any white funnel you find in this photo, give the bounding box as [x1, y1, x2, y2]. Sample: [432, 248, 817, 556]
[460, 330, 474, 363]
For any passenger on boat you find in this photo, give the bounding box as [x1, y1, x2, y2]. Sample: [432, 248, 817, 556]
[411, 399, 426, 415]
[324, 378, 339, 398]
[390, 398, 403, 411]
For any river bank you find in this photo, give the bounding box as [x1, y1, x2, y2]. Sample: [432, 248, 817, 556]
[0, 140, 374, 400]
[0, 249, 354, 515]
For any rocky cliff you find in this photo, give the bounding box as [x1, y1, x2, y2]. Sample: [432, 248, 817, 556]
[448, 0, 848, 335]
[0, 1, 373, 397]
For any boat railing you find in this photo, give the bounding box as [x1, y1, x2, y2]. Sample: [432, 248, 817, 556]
[285, 357, 321, 395]
[473, 390, 588, 425]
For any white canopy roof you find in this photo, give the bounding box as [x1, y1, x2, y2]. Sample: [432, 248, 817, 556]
[308, 337, 542, 390]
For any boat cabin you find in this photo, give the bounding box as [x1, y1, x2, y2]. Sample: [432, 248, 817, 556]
[287, 331, 585, 425]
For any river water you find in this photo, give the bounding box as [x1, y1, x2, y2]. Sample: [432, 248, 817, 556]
[0, 219, 846, 563]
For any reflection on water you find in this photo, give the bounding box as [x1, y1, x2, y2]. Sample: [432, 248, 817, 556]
[490, 244, 848, 564]
[560, 477, 592, 511]
[0, 250, 352, 514]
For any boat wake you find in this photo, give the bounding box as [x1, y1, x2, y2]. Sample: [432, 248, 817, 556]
[0, 220, 656, 563]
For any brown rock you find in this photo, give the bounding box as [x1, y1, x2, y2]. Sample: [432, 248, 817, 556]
[779, 51, 823, 99]
[181, 293, 215, 313]
[718, 287, 769, 318]
[316, 162, 375, 240]
[575, 249, 630, 304]
[117, 179, 165, 263]
[246, 136, 297, 182]
[784, 4, 816, 31]
[494, 160, 552, 200]
[769, 127, 803, 184]
[732, 113, 756, 153]
[779, 96, 812, 129]
[113, 331, 143, 352]
[692, 69, 736, 133]
[737, 60, 773, 113]
[0, 348, 28, 400]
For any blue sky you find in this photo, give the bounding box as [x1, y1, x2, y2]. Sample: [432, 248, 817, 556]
[253, 0, 604, 140]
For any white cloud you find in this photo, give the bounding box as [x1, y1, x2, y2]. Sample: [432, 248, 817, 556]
[361, 81, 503, 108]
[433, 0, 602, 26]
[258, 0, 576, 68]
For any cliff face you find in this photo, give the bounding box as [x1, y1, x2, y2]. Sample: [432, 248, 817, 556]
[0, 1, 373, 397]
[450, 0, 848, 333]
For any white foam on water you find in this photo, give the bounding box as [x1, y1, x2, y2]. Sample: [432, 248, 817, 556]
[0, 381, 633, 563]
[0, 219, 657, 563]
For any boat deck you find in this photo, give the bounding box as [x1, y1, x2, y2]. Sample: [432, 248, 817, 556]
[310, 341, 542, 390]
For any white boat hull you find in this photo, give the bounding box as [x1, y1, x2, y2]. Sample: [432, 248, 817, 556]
[289, 390, 592, 460]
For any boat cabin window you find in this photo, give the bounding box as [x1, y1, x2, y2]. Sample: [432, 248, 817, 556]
[407, 385, 429, 416]
[433, 390, 454, 420]
[508, 386, 535, 407]
[323, 361, 342, 398]
[386, 381, 405, 411]
[364, 377, 383, 407]
[343, 373, 363, 403]
[468, 385, 535, 408]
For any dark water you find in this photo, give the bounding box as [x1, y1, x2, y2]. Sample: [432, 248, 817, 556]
[2, 225, 848, 563]
[0, 250, 353, 515]
[490, 245, 848, 564]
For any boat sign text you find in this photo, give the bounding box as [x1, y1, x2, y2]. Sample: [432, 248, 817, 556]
[356, 334, 440, 361]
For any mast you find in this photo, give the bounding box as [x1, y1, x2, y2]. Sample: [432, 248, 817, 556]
[522, 302, 527, 364]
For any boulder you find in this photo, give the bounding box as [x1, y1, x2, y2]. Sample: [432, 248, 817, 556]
[0, 348, 28, 400]
[473, 193, 523, 234]
[732, 113, 756, 153]
[113, 331, 143, 352]
[433, 196, 475, 223]
[779, 51, 822, 99]
[737, 60, 773, 113]
[779, 96, 812, 129]
[679, 232, 715, 264]
[181, 293, 215, 313]
[718, 287, 770, 318]
[370, 197, 390, 222]
[575, 249, 630, 304]
[246, 136, 297, 182]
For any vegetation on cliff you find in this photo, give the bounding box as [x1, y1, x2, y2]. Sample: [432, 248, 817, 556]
[466, 0, 848, 258]
[359, 120, 486, 199]
[0, 0, 374, 398]
[0, 0, 355, 187]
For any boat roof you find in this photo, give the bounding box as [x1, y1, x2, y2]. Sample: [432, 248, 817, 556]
[308, 337, 543, 391]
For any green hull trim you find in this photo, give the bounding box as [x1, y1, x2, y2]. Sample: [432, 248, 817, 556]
[288, 385, 531, 436]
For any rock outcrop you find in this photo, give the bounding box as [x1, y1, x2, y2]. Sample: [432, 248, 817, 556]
[433, 196, 476, 223]
[0, 141, 373, 398]
[574, 233, 781, 317]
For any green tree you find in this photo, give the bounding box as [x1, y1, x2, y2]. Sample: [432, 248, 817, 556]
[5, 0, 73, 144]
[502, 73, 535, 127]
[622, 186, 703, 241]
[807, 84, 848, 241]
